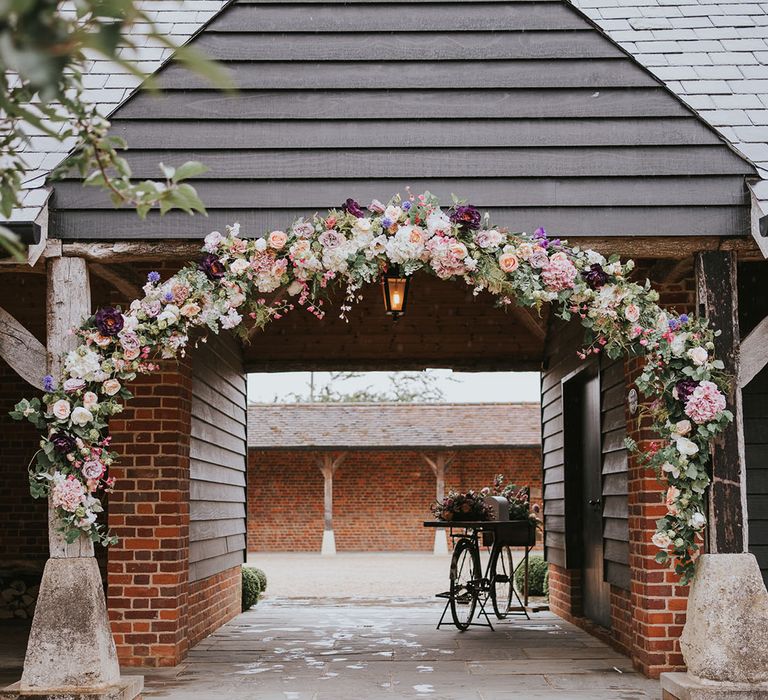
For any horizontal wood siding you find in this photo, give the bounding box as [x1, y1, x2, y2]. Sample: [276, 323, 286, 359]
[600, 357, 630, 590]
[49, 0, 752, 239]
[542, 319, 585, 568]
[190, 332, 247, 583]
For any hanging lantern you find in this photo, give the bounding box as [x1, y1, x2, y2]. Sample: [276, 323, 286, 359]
[381, 267, 409, 318]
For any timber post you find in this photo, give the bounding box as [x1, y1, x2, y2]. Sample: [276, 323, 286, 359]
[695, 251, 747, 553]
[4, 256, 142, 699]
[318, 452, 346, 555]
[422, 452, 455, 555]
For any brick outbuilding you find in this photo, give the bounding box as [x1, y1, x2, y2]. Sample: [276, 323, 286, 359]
[246, 402, 542, 554]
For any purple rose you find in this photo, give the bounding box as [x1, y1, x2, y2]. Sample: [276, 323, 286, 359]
[94, 307, 124, 336]
[198, 253, 226, 280]
[341, 198, 365, 218]
[450, 205, 481, 231]
[583, 263, 609, 289]
[51, 432, 76, 454]
[675, 379, 699, 403]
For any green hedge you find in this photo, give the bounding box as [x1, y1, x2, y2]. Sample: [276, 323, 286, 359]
[514, 555, 549, 597]
[242, 566, 261, 611]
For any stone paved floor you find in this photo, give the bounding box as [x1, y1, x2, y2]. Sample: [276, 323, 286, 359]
[139, 597, 661, 700]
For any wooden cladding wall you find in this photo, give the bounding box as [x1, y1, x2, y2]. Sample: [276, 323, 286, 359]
[542, 319, 629, 589]
[744, 366, 768, 585]
[49, 0, 753, 239]
[190, 333, 247, 583]
[600, 358, 630, 590]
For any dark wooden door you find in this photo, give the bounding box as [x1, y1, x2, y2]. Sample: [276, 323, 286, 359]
[580, 373, 611, 628]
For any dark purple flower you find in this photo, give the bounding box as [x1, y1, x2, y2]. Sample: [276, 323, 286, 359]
[94, 307, 124, 337]
[583, 263, 609, 289]
[534, 227, 547, 238]
[43, 375, 55, 392]
[51, 432, 76, 455]
[341, 198, 365, 218]
[147, 271, 160, 284]
[450, 205, 481, 231]
[198, 253, 226, 280]
[675, 379, 699, 403]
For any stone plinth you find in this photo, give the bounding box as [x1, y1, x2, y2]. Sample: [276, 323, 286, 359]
[680, 553, 768, 684]
[20, 558, 119, 689]
[661, 672, 768, 700]
[0, 676, 142, 700]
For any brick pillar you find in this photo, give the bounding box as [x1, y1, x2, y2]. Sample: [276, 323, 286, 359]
[108, 359, 192, 667]
[625, 357, 688, 678]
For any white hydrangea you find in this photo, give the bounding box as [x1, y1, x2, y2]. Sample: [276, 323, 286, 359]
[64, 346, 102, 381]
[426, 209, 451, 237]
[385, 225, 425, 264]
[322, 239, 358, 273]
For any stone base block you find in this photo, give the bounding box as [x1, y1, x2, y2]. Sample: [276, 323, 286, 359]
[662, 672, 768, 700]
[0, 676, 142, 700]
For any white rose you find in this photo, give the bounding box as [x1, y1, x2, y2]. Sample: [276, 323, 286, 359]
[157, 305, 180, 327]
[689, 512, 706, 530]
[674, 419, 692, 436]
[71, 406, 94, 427]
[102, 379, 121, 396]
[586, 250, 606, 266]
[230, 258, 250, 276]
[661, 461, 680, 479]
[675, 437, 699, 457]
[122, 313, 139, 332]
[384, 205, 402, 222]
[82, 391, 98, 410]
[254, 238, 267, 252]
[352, 218, 373, 236]
[426, 210, 451, 236]
[52, 399, 71, 420]
[670, 333, 688, 357]
[687, 346, 708, 366]
[651, 532, 672, 549]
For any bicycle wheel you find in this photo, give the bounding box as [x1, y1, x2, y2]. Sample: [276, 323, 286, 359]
[449, 537, 482, 631]
[489, 545, 514, 619]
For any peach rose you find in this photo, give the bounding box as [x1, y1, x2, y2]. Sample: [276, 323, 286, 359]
[499, 253, 519, 273]
[82, 391, 98, 410]
[102, 379, 121, 396]
[268, 230, 288, 250]
[180, 302, 201, 318]
[52, 399, 71, 421]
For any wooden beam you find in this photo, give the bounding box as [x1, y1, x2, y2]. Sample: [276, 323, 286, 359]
[695, 251, 747, 554]
[63, 241, 201, 263]
[47, 256, 94, 558]
[60, 236, 762, 264]
[421, 452, 456, 501]
[647, 257, 694, 285]
[318, 452, 346, 533]
[0, 306, 47, 390]
[739, 315, 768, 389]
[509, 305, 547, 342]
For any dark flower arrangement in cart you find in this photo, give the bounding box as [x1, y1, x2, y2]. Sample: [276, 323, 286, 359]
[432, 490, 492, 522]
[484, 474, 542, 526]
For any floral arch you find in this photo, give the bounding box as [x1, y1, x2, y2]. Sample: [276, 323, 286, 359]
[12, 192, 732, 583]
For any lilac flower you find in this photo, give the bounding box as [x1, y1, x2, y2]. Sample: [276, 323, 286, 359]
[147, 271, 161, 284]
[198, 253, 226, 280]
[51, 432, 76, 454]
[94, 307, 124, 336]
[583, 263, 609, 289]
[43, 375, 55, 392]
[163, 291, 174, 302]
[534, 227, 547, 239]
[668, 318, 681, 331]
[340, 198, 365, 218]
[551, 238, 561, 247]
[680, 314, 689, 324]
[381, 217, 393, 229]
[450, 205, 481, 231]
[402, 201, 412, 211]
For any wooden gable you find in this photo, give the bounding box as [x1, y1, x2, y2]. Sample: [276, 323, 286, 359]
[49, 0, 755, 239]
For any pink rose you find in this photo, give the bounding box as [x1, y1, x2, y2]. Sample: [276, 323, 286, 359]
[123, 347, 140, 361]
[624, 303, 640, 323]
[102, 379, 121, 396]
[119, 331, 140, 352]
[81, 460, 105, 480]
[665, 486, 680, 515]
[82, 391, 98, 409]
[268, 230, 288, 250]
[499, 253, 519, 273]
[52, 399, 71, 420]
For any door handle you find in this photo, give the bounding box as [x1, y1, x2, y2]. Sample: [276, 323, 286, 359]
[588, 498, 601, 507]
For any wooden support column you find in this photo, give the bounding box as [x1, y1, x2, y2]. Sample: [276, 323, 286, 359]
[14, 256, 129, 694]
[695, 251, 747, 554]
[0, 306, 46, 390]
[422, 452, 456, 555]
[318, 452, 346, 555]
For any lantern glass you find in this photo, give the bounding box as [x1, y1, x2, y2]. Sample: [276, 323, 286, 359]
[382, 271, 409, 316]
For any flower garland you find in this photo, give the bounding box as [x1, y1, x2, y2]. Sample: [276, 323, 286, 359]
[11, 191, 732, 583]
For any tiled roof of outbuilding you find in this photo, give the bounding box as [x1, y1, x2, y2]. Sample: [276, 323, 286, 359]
[247, 403, 542, 450]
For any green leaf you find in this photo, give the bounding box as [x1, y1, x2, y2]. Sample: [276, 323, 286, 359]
[172, 161, 208, 183]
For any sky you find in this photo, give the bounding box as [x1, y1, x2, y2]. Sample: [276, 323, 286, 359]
[247, 370, 540, 404]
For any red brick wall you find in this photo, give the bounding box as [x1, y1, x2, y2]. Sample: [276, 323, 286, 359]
[248, 447, 541, 551]
[188, 565, 241, 648]
[108, 359, 193, 667]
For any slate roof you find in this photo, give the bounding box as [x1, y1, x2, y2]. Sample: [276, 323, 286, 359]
[246, 403, 542, 449]
[7, 0, 228, 224]
[5, 0, 768, 238]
